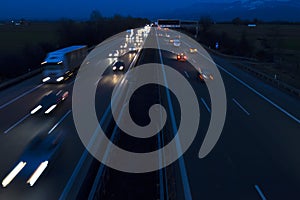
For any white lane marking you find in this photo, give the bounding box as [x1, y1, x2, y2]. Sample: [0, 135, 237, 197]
[4, 113, 31, 134]
[194, 49, 300, 124]
[255, 185, 267, 200]
[0, 84, 44, 110]
[184, 71, 190, 78]
[184, 42, 191, 48]
[48, 110, 71, 134]
[218, 64, 300, 124]
[56, 90, 62, 96]
[191, 58, 196, 64]
[232, 98, 250, 116]
[201, 98, 211, 113]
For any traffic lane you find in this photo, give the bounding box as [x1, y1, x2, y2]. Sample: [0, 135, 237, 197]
[0, 88, 73, 190]
[0, 30, 143, 198]
[158, 50, 256, 199]
[165, 50, 300, 199]
[0, 82, 70, 133]
[54, 50, 138, 199]
[0, 111, 86, 200]
[0, 55, 126, 197]
[0, 73, 44, 106]
[176, 35, 300, 121]
[211, 54, 300, 122]
[95, 48, 163, 200]
[208, 54, 300, 198]
[0, 48, 135, 133]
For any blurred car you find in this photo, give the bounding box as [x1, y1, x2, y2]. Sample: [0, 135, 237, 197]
[169, 39, 174, 43]
[30, 90, 69, 115]
[120, 43, 127, 49]
[177, 53, 187, 61]
[198, 70, 214, 81]
[108, 50, 119, 57]
[128, 46, 137, 52]
[112, 60, 125, 72]
[189, 48, 198, 53]
[2, 131, 64, 187]
[173, 39, 181, 47]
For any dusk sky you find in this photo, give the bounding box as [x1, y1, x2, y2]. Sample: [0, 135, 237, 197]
[1, 0, 231, 20]
[1, 0, 295, 21]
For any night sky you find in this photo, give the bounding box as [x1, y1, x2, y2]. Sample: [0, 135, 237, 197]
[1, 0, 230, 20]
[1, 0, 294, 21]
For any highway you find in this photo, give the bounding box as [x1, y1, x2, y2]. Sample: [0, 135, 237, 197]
[0, 27, 299, 200]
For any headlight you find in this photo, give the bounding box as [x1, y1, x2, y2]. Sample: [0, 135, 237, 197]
[42, 77, 50, 83]
[31, 105, 42, 115]
[119, 66, 124, 70]
[56, 77, 64, 82]
[45, 104, 57, 114]
[112, 66, 117, 71]
[27, 161, 48, 187]
[2, 161, 26, 187]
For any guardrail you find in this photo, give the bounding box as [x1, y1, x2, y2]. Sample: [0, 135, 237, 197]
[233, 62, 300, 98]
[0, 68, 43, 91]
[202, 44, 259, 62]
[201, 43, 300, 98]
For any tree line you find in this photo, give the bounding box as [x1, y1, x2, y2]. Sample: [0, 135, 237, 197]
[0, 11, 149, 81]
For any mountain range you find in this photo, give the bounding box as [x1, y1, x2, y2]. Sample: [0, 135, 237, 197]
[157, 0, 300, 22]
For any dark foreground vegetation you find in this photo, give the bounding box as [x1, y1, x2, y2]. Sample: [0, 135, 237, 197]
[0, 11, 149, 82]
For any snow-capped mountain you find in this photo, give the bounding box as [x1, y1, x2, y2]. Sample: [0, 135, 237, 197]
[158, 0, 300, 22]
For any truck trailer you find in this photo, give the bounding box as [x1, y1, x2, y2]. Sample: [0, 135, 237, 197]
[41, 45, 88, 83]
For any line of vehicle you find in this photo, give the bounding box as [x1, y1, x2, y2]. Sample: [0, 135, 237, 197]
[201, 98, 211, 113]
[4, 113, 31, 134]
[89, 32, 149, 199]
[232, 98, 250, 116]
[156, 29, 192, 200]
[0, 83, 44, 110]
[59, 39, 141, 199]
[255, 184, 267, 200]
[48, 110, 72, 134]
[193, 45, 300, 124]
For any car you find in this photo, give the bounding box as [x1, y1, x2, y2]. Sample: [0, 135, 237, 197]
[108, 50, 119, 58]
[198, 70, 214, 81]
[128, 46, 137, 52]
[120, 43, 127, 49]
[169, 39, 174, 43]
[1, 131, 64, 187]
[173, 39, 181, 47]
[112, 60, 125, 72]
[30, 90, 69, 115]
[177, 53, 187, 61]
[189, 48, 198, 53]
